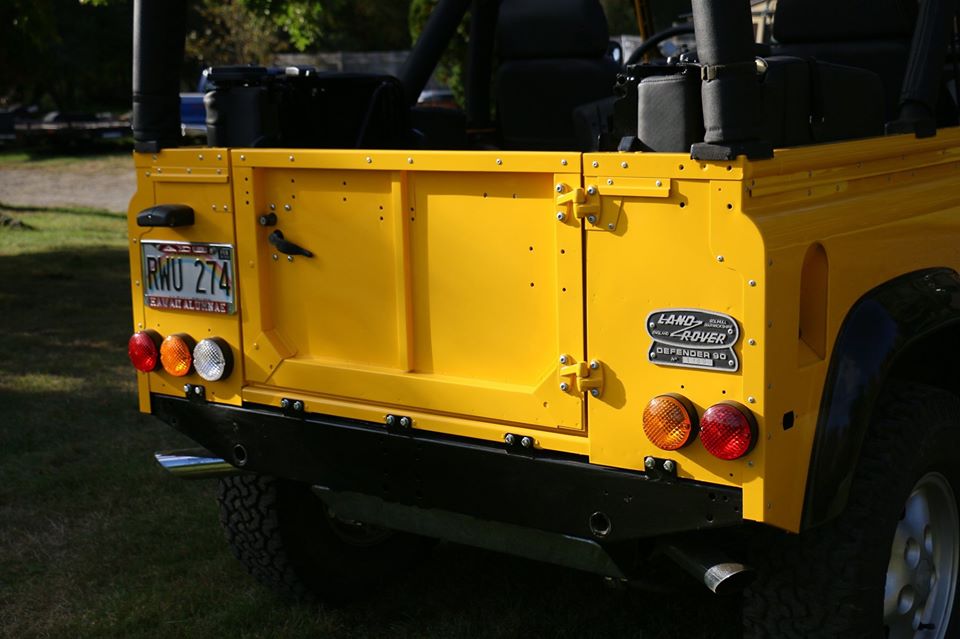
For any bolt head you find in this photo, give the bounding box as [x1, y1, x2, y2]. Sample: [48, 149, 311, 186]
[556, 212, 567, 222]
[663, 460, 675, 472]
[717, 255, 725, 263]
[587, 215, 598, 224]
[284, 204, 292, 211]
[496, 158, 503, 165]
[644, 456, 656, 470]
[269, 203, 276, 210]
[504, 434, 515, 445]
[194, 386, 203, 396]
[240, 154, 246, 161]
[590, 389, 600, 398]
[289, 155, 295, 162]
[607, 223, 615, 230]
[561, 159, 568, 166]
[559, 355, 568, 365]
[728, 360, 736, 367]
[749, 280, 757, 287]
[293, 400, 303, 411]
[587, 186, 597, 196]
[555, 183, 564, 193]
[607, 178, 614, 185]
[590, 360, 600, 370]
[365, 156, 372, 163]
[280, 399, 290, 409]
[621, 161, 629, 169]
[748, 338, 757, 346]
[655, 180, 662, 187]
[592, 161, 599, 168]
[399, 416, 411, 428]
[560, 382, 569, 392]
[520, 436, 533, 448]
[748, 396, 756, 404]
[407, 157, 413, 164]
[183, 384, 191, 393]
[287, 255, 294, 262]
[385, 415, 396, 425]
[272, 254, 279, 261]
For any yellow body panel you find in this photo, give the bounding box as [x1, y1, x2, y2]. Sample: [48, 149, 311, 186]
[129, 128, 960, 533]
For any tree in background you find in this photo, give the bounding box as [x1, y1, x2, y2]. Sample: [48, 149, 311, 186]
[186, 0, 282, 68]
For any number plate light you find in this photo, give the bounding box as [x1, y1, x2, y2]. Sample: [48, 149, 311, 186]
[193, 338, 233, 381]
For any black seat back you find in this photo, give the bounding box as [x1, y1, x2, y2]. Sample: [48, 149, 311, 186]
[772, 0, 918, 120]
[496, 0, 620, 150]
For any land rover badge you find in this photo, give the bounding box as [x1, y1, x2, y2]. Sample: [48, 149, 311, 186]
[646, 309, 740, 372]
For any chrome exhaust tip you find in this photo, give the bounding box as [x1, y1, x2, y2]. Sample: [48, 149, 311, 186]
[154, 448, 240, 479]
[661, 540, 755, 595]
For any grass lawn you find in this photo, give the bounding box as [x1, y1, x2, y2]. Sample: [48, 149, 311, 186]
[0, 201, 741, 638]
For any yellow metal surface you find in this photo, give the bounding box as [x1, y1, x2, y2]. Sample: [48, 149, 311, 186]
[128, 150, 244, 405]
[233, 150, 587, 435]
[127, 129, 960, 534]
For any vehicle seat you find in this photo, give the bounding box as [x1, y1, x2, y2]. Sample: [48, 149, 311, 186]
[771, 0, 957, 124]
[496, 0, 620, 150]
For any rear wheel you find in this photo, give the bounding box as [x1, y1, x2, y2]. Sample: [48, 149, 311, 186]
[744, 383, 960, 638]
[218, 475, 433, 601]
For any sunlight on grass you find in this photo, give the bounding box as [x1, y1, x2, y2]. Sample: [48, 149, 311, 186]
[0, 204, 126, 255]
[0, 372, 86, 393]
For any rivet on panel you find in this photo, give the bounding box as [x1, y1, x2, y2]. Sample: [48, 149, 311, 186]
[284, 204, 292, 211]
[608, 223, 615, 230]
[186, 168, 192, 174]
[211, 204, 217, 211]
[587, 215, 597, 224]
[217, 154, 223, 160]
[717, 255, 725, 263]
[561, 159, 568, 166]
[556, 212, 567, 221]
[365, 156, 372, 163]
[145, 171, 151, 177]
[151, 154, 157, 161]
[592, 160, 599, 168]
[287, 255, 293, 262]
[216, 168, 222, 175]
[198, 154, 204, 160]
[222, 205, 229, 211]
[748, 339, 757, 346]
[748, 279, 757, 287]
[156, 168, 162, 174]
[621, 161, 629, 169]
[748, 396, 756, 404]
[272, 254, 278, 261]
[607, 178, 614, 185]
[407, 157, 414, 164]
[496, 158, 503, 165]
[269, 203, 276, 210]
[289, 155, 295, 162]
[240, 155, 246, 161]
[655, 180, 662, 187]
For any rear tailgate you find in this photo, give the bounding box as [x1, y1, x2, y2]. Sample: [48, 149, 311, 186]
[232, 150, 588, 452]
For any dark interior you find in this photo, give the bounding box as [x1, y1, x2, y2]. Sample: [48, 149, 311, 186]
[143, 0, 959, 155]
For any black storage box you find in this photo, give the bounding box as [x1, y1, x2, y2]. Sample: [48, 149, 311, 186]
[204, 66, 411, 149]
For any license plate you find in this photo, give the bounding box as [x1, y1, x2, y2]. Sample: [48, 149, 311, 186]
[141, 241, 236, 314]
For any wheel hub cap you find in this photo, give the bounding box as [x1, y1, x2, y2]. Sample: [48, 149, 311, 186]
[884, 472, 959, 638]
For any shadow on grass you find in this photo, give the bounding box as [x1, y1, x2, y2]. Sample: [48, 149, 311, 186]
[0, 247, 741, 639]
[0, 201, 126, 219]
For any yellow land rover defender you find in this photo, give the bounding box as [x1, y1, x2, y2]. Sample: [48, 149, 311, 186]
[128, 0, 960, 635]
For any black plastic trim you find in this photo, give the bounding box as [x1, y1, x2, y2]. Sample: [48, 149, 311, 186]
[136, 204, 194, 228]
[151, 395, 743, 543]
[803, 268, 960, 529]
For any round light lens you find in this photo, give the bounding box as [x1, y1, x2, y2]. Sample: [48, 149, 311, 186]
[160, 334, 194, 377]
[193, 338, 233, 381]
[700, 402, 756, 460]
[643, 395, 697, 450]
[128, 330, 161, 372]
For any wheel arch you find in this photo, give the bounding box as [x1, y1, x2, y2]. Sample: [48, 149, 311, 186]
[802, 268, 960, 530]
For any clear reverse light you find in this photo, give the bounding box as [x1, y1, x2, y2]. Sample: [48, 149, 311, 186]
[192, 338, 232, 382]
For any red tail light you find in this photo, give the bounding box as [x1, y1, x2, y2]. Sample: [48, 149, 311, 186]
[700, 402, 757, 460]
[128, 330, 162, 372]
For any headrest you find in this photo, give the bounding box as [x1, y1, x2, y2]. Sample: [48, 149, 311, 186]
[498, 0, 610, 60]
[774, 0, 917, 43]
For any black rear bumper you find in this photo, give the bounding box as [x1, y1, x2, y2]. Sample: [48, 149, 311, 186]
[152, 394, 742, 545]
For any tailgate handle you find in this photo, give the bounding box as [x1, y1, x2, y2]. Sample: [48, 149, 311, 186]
[268, 230, 314, 257]
[137, 204, 195, 227]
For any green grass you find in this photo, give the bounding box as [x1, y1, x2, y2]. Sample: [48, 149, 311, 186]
[0, 146, 131, 168]
[0, 203, 741, 638]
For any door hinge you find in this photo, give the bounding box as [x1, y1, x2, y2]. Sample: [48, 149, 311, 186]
[558, 357, 605, 398]
[556, 185, 600, 224]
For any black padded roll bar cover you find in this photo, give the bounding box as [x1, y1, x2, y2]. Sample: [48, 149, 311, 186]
[690, 0, 756, 66]
[690, 0, 769, 155]
[400, 0, 472, 107]
[899, 0, 954, 114]
[132, 0, 188, 151]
